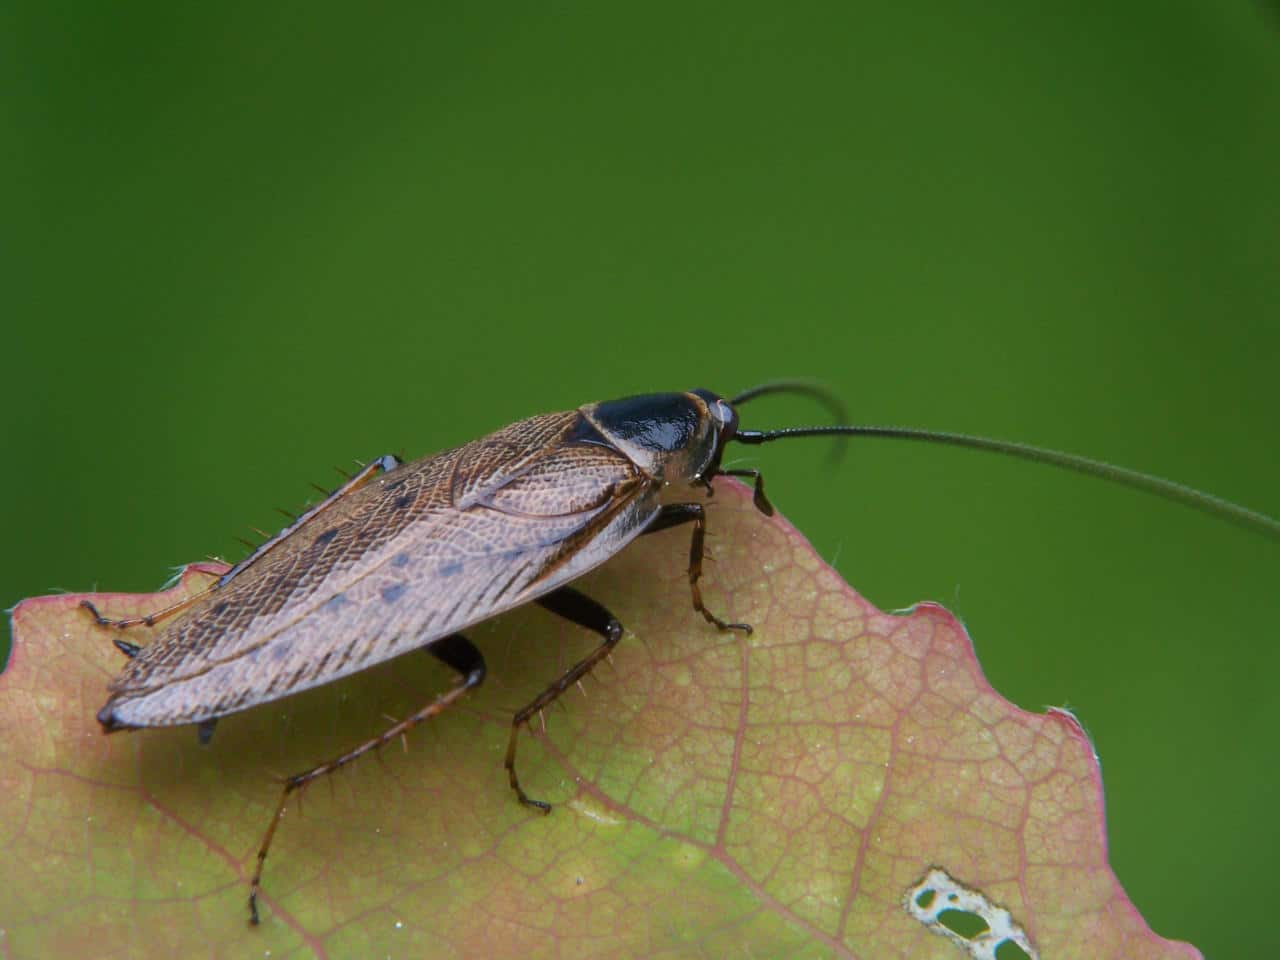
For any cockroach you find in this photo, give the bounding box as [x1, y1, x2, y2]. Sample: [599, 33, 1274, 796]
[84, 382, 1280, 925]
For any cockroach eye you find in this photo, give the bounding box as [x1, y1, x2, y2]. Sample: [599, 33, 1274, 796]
[718, 399, 737, 425]
[703, 396, 738, 440]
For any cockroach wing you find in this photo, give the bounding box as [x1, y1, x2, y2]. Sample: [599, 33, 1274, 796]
[99, 410, 660, 729]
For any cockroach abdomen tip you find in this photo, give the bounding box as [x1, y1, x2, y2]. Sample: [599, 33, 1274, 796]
[97, 704, 124, 733]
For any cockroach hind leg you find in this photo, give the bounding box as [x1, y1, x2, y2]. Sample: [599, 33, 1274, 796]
[83, 598, 156, 630]
[81, 590, 201, 632]
[247, 633, 485, 927]
[80, 599, 108, 625]
[196, 718, 218, 746]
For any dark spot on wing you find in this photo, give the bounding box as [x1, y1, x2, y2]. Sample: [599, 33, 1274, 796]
[392, 552, 411, 568]
[439, 560, 463, 577]
[212, 601, 228, 616]
[381, 583, 407, 603]
[394, 493, 413, 510]
[315, 527, 340, 546]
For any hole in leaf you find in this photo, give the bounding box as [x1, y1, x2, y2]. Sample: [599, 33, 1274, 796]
[903, 867, 1038, 960]
[995, 940, 1033, 960]
[939, 908, 990, 940]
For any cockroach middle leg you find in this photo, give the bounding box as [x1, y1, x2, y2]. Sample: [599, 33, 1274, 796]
[644, 503, 752, 633]
[247, 632, 485, 926]
[505, 587, 623, 812]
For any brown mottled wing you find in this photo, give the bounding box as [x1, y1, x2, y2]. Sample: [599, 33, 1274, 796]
[102, 410, 659, 728]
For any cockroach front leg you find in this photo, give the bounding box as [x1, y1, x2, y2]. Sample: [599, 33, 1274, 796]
[505, 587, 623, 811]
[718, 468, 774, 515]
[643, 503, 752, 633]
[248, 632, 485, 926]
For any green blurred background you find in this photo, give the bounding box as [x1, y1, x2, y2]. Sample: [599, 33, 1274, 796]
[4, 2, 1277, 954]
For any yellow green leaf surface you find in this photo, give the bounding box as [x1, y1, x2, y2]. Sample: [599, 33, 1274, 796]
[1, 482, 1199, 958]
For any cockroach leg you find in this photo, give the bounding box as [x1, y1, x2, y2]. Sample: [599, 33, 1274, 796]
[80, 597, 199, 632]
[719, 468, 774, 516]
[643, 503, 753, 633]
[247, 632, 485, 926]
[504, 587, 624, 812]
[196, 718, 218, 745]
[113, 638, 142, 659]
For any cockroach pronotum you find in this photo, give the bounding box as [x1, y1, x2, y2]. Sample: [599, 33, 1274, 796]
[83, 382, 1280, 924]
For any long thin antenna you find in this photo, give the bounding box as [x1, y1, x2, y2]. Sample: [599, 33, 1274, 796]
[730, 379, 849, 423]
[730, 380, 849, 464]
[734, 424, 1280, 541]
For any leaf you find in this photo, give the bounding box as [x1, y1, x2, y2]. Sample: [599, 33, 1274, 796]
[1, 481, 1200, 959]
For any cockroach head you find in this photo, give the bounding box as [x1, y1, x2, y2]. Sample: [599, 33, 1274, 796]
[690, 387, 739, 483]
[584, 382, 852, 494]
[582, 390, 737, 488]
[691, 388, 739, 442]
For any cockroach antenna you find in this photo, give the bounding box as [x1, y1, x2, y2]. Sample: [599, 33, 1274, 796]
[732, 421, 1280, 541]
